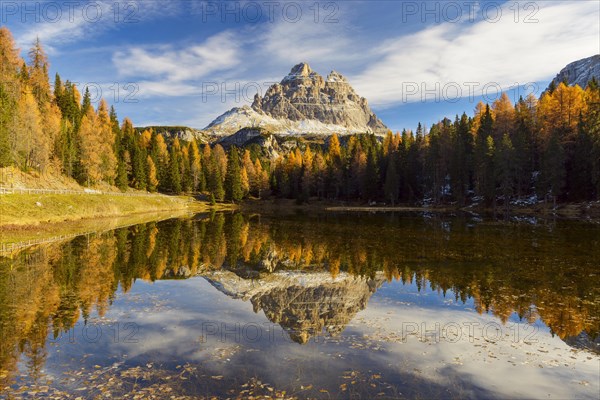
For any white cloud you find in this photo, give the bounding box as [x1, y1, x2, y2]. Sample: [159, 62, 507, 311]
[112, 31, 241, 85]
[97, 0, 599, 128]
[257, 15, 359, 67]
[13, 0, 181, 52]
[351, 1, 600, 107]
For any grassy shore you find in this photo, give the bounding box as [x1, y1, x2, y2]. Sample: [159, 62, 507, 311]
[0, 208, 196, 246]
[0, 167, 236, 229]
[0, 192, 236, 244]
[0, 192, 193, 226]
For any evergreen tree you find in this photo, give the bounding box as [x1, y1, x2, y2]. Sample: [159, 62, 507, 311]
[180, 145, 192, 193]
[450, 113, 473, 205]
[364, 147, 380, 202]
[115, 159, 128, 191]
[484, 136, 496, 206]
[474, 105, 494, 201]
[567, 114, 593, 200]
[168, 143, 182, 194]
[225, 146, 243, 202]
[541, 130, 566, 206]
[208, 149, 225, 201]
[53, 73, 63, 104]
[384, 151, 399, 205]
[496, 133, 515, 210]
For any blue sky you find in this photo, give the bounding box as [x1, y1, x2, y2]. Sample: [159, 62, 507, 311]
[3, 0, 599, 132]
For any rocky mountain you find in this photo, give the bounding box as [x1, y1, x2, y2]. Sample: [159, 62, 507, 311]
[136, 126, 208, 143]
[202, 270, 384, 344]
[202, 63, 389, 137]
[549, 54, 600, 89]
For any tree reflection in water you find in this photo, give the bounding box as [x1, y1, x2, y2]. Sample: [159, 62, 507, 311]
[1, 211, 599, 388]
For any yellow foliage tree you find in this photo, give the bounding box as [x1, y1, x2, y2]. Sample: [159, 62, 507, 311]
[79, 99, 117, 184]
[16, 88, 48, 170]
[241, 165, 250, 197]
[328, 133, 341, 161]
[492, 92, 515, 137]
[253, 158, 269, 199]
[96, 99, 117, 182]
[147, 155, 158, 192]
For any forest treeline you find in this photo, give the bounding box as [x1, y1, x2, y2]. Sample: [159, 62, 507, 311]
[270, 82, 600, 206]
[1, 27, 599, 205]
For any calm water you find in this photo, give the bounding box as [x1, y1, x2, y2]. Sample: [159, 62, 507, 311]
[1, 211, 599, 399]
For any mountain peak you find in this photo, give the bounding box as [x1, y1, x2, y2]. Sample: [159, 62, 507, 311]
[203, 63, 389, 137]
[282, 62, 318, 83]
[290, 62, 312, 76]
[327, 70, 348, 83]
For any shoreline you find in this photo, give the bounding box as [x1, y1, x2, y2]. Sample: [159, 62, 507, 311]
[241, 198, 600, 220]
[2, 194, 598, 246]
[0, 192, 236, 244]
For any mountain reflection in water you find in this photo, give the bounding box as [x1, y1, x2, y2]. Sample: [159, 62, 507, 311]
[1, 211, 598, 398]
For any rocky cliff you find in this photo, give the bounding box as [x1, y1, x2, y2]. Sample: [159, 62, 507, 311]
[202, 270, 384, 344]
[202, 63, 389, 137]
[136, 126, 208, 142]
[549, 54, 600, 89]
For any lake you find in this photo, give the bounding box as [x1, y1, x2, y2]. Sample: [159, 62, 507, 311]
[1, 211, 599, 399]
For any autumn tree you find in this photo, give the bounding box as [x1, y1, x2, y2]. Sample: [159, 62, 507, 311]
[327, 134, 343, 198]
[96, 99, 117, 182]
[15, 89, 46, 170]
[188, 140, 203, 192]
[27, 38, 51, 107]
[147, 155, 158, 192]
[0, 27, 21, 166]
[254, 158, 269, 199]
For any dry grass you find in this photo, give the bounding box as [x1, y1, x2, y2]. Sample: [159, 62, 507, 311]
[0, 166, 237, 235]
[0, 193, 195, 226]
[0, 208, 193, 245]
[0, 194, 236, 244]
[0, 166, 126, 192]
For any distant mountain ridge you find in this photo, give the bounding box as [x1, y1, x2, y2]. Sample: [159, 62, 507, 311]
[151, 57, 600, 144]
[549, 54, 600, 89]
[135, 126, 207, 142]
[202, 62, 389, 137]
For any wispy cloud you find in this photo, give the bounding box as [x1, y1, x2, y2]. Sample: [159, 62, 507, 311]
[113, 31, 240, 83]
[257, 11, 360, 68]
[14, 0, 595, 129]
[351, 1, 600, 107]
[13, 0, 181, 52]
